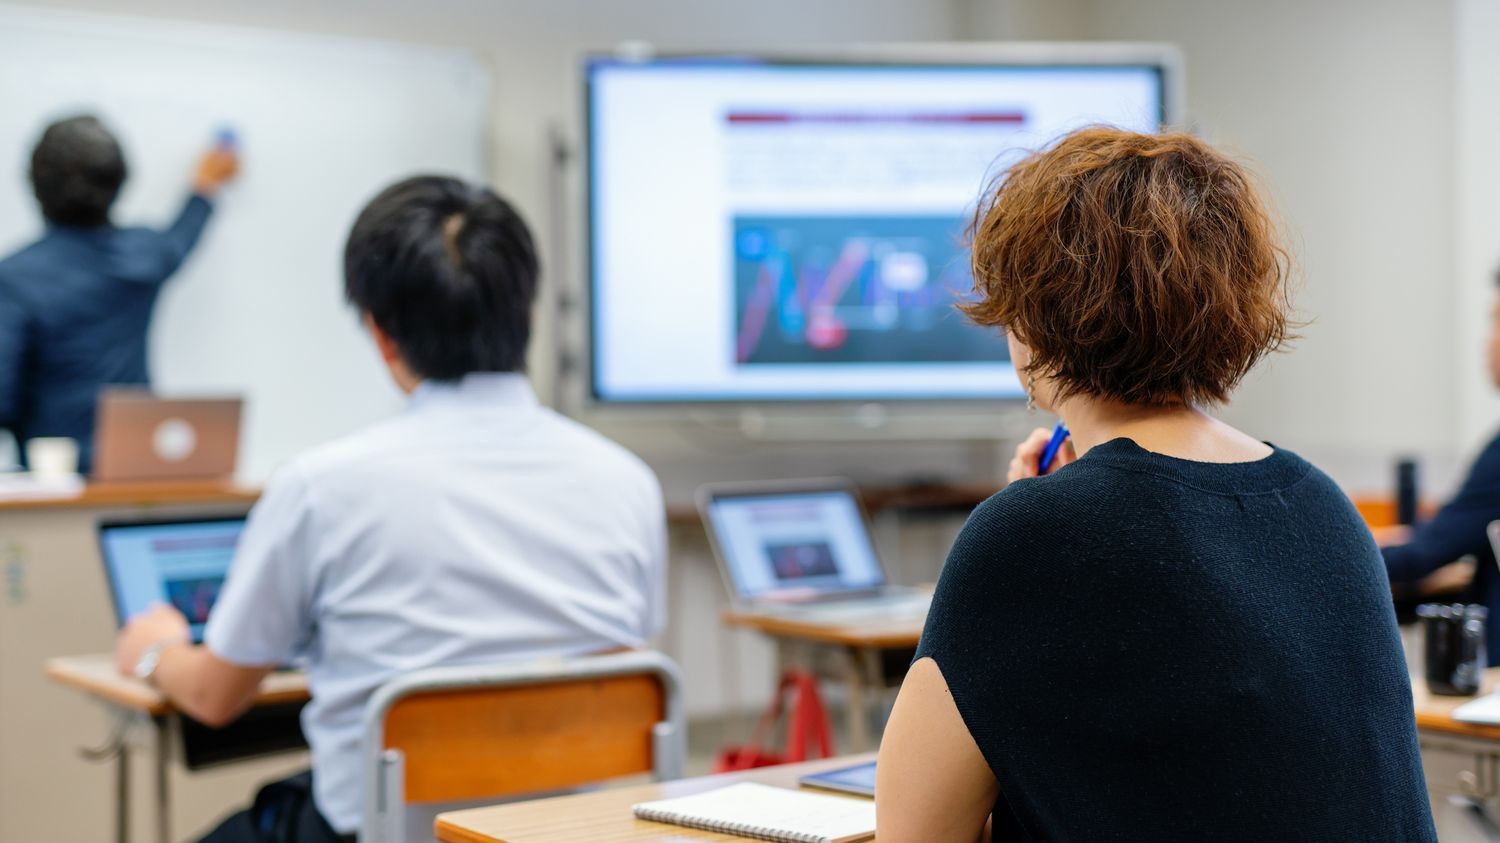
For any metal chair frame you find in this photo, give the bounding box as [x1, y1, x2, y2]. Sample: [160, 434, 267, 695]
[358, 650, 685, 842]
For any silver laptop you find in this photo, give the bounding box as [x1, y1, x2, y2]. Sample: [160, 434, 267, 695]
[92, 390, 243, 483]
[697, 479, 930, 625]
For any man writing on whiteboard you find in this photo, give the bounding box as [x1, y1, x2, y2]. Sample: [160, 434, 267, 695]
[112, 175, 667, 842]
[0, 115, 239, 472]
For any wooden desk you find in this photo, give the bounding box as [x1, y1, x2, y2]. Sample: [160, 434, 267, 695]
[0, 482, 266, 843]
[1405, 665, 1500, 840]
[1411, 665, 1500, 833]
[722, 611, 923, 752]
[435, 754, 876, 843]
[0, 479, 258, 513]
[1412, 668, 1500, 739]
[722, 612, 924, 651]
[47, 654, 309, 717]
[46, 655, 309, 843]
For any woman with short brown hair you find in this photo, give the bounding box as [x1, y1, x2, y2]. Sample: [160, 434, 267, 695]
[875, 128, 1435, 842]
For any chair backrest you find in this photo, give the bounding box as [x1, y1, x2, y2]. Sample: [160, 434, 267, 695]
[359, 650, 685, 843]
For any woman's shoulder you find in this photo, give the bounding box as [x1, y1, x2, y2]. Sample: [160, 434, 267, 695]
[949, 467, 1121, 572]
[970, 456, 1136, 529]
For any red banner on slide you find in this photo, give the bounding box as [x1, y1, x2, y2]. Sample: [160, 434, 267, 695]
[726, 111, 1026, 125]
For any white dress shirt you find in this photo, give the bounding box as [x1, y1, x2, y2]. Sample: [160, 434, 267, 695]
[203, 373, 666, 834]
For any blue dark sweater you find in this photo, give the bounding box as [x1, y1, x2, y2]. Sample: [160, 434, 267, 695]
[0, 195, 213, 471]
[917, 438, 1435, 842]
[1384, 430, 1500, 664]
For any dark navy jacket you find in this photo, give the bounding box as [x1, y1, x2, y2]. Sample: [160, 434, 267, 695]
[1384, 430, 1500, 664]
[0, 195, 213, 471]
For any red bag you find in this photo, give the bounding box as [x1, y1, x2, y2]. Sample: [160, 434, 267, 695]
[714, 669, 835, 772]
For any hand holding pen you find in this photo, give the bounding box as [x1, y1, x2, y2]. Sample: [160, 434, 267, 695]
[1007, 422, 1075, 483]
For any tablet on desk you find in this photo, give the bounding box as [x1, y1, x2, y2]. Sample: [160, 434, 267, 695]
[799, 761, 877, 797]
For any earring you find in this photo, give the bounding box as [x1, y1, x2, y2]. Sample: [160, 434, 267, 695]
[1025, 372, 1037, 414]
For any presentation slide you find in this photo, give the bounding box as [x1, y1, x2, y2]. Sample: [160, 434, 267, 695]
[101, 520, 245, 639]
[589, 59, 1164, 402]
[707, 491, 885, 599]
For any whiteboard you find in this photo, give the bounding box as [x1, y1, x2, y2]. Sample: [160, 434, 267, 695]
[0, 4, 490, 479]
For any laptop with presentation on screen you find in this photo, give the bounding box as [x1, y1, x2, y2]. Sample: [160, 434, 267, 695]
[98, 516, 246, 643]
[697, 479, 930, 625]
[92, 390, 243, 483]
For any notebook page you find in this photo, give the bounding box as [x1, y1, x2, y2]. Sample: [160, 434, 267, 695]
[632, 782, 876, 843]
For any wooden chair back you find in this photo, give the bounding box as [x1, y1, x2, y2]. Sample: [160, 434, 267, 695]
[360, 651, 684, 842]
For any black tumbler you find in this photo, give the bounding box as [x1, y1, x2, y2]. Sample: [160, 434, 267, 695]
[1418, 603, 1487, 696]
[1396, 458, 1420, 527]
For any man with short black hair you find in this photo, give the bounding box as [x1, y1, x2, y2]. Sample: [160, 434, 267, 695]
[0, 115, 239, 470]
[114, 176, 667, 843]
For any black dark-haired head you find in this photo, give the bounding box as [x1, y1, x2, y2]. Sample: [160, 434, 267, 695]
[30, 115, 128, 228]
[344, 176, 540, 380]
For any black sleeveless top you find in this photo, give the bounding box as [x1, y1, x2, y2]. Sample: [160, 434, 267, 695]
[915, 438, 1436, 842]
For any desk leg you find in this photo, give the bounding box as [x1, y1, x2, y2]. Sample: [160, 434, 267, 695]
[844, 647, 872, 752]
[117, 741, 130, 843]
[79, 709, 134, 843]
[154, 716, 170, 843]
[859, 647, 891, 734]
[844, 646, 894, 753]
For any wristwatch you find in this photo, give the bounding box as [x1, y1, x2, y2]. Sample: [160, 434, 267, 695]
[133, 640, 171, 685]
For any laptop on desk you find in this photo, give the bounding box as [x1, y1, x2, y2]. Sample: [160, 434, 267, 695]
[92, 390, 243, 483]
[98, 515, 246, 643]
[97, 515, 306, 766]
[697, 479, 930, 626]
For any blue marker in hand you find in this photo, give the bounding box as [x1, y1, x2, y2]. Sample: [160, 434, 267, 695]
[214, 126, 238, 150]
[1037, 422, 1071, 476]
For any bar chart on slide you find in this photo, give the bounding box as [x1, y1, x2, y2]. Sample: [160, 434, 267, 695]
[732, 216, 1009, 366]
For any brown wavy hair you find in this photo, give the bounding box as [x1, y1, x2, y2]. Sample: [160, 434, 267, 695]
[965, 127, 1294, 407]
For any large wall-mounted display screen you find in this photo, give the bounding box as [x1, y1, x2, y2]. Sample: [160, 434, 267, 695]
[587, 56, 1168, 403]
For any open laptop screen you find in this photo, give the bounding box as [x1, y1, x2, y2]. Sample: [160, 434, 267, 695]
[704, 489, 886, 601]
[99, 518, 245, 643]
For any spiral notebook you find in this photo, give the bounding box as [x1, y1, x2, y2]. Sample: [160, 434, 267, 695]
[632, 782, 876, 843]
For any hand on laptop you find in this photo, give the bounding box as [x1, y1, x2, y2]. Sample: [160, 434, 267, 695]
[115, 603, 191, 678]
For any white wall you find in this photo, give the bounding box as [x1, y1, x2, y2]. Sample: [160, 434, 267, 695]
[987, 0, 1466, 495]
[1457, 0, 1500, 450]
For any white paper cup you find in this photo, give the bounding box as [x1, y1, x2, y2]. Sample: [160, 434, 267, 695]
[27, 437, 79, 481]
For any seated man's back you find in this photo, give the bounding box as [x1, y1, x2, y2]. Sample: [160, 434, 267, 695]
[205, 371, 663, 834]
[108, 175, 667, 843]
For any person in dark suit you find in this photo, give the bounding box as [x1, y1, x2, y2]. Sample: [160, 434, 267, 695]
[1381, 285, 1500, 663]
[0, 115, 239, 471]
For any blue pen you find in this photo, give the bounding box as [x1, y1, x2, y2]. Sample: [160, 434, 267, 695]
[1036, 422, 1071, 476]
